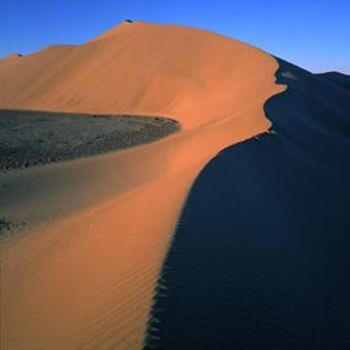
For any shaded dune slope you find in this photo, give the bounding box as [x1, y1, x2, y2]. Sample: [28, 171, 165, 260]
[144, 60, 350, 349]
[316, 71, 350, 91]
[0, 23, 283, 350]
[0, 22, 282, 233]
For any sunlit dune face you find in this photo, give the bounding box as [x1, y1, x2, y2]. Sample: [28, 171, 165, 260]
[0, 22, 284, 350]
[0, 22, 282, 130]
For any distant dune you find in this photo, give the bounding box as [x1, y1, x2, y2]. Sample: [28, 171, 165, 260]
[316, 71, 350, 91]
[0, 21, 320, 350]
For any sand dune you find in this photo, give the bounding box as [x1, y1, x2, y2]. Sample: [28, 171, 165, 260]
[316, 71, 350, 91]
[0, 53, 23, 64]
[0, 21, 281, 129]
[145, 59, 350, 349]
[0, 22, 283, 349]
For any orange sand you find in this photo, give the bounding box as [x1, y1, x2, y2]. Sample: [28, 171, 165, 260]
[0, 22, 284, 350]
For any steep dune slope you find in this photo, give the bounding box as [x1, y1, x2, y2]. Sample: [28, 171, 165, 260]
[0, 22, 283, 350]
[0, 21, 280, 129]
[144, 59, 350, 349]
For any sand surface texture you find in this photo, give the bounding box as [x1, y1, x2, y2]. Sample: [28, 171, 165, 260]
[0, 22, 283, 350]
[144, 60, 350, 349]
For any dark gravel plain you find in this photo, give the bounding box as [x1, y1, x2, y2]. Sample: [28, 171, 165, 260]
[0, 110, 179, 172]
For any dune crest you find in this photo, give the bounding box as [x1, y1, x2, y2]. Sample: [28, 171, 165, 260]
[0, 22, 283, 350]
[0, 22, 282, 129]
[0, 53, 23, 65]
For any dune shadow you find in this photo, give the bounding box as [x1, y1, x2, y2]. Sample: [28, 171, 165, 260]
[143, 59, 350, 349]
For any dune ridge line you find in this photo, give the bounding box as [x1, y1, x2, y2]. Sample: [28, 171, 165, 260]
[0, 22, 284, 350]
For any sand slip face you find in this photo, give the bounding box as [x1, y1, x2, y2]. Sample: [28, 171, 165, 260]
[0, 22, 284, 349]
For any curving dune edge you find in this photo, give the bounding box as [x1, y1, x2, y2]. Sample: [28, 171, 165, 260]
[0, 22, 284, 350]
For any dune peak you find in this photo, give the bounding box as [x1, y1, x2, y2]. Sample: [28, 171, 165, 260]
[0, 22, 283, 130]
[90, 19, 139, 42]
[1, 53, 23, 61]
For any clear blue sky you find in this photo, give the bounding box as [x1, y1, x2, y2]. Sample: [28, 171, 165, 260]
[1, 0, 349, 73]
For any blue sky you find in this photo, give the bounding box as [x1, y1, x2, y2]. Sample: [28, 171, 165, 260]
[1, 0, 349, 73]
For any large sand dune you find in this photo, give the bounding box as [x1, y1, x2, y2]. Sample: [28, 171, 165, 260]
[145, 59, 350, 349]
[0, 22, 283, 349]
[0, 21, 281, 129]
